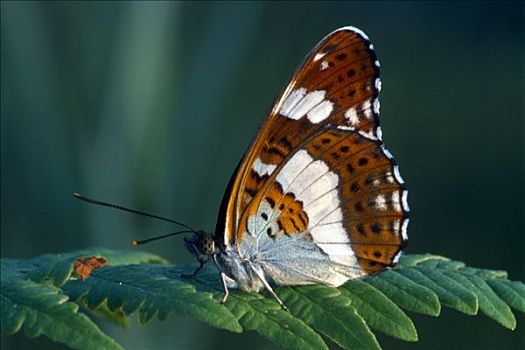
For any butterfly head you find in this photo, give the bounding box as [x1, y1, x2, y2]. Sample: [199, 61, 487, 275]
[184, 230, 216, 258]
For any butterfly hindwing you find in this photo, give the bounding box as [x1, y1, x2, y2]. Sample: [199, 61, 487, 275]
[238, 127, 407, 273]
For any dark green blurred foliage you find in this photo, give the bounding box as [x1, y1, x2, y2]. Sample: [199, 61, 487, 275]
[1, 1, 523, 349]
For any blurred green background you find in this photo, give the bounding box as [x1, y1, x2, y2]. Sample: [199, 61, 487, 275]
[1, 1, 523, 349]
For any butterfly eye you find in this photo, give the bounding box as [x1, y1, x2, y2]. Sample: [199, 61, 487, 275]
[198, 235, 215, 256]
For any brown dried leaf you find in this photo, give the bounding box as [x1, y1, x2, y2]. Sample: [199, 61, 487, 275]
[73, 256, 107, 280]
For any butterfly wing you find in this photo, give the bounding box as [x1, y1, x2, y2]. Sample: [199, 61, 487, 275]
[215, 27, 408, 278]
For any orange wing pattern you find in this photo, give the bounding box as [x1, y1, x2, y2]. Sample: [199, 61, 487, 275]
[215, 27, 408, 273]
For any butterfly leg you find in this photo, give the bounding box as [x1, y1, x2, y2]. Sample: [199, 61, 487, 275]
[212, 254, 233, 304]
[180, 258, 205, 279]
[247, 261, 288, 311]
[219, 272, 230, 304]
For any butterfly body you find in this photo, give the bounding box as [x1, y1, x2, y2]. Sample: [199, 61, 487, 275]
[185, 26, 409, 308]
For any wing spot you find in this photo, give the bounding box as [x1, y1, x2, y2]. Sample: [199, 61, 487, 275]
[266, 197, 276, 208]
[261, 213, 268, 221]
[373, 251, 382, 258]
[278, 137, 292, 150]
[358, 157, 368, 166]
[347, 164, 355, 173]
[357, 224, 366, 236]
[350, 183, 359, 192]
[313, 52, 326, 61]
[371, 150, 381, 159]
[336, 53, 348, 61]
[279, 203, 285, 210]
[347, 69, 356, 77]
[291, 218, 301, 231]
[355, 202, 364, 212]
[340, 145, 349, 153]
[266, 227, 274, 237]
[371, 223, 382, 234]
[268, 146, 286, 157]
[331, 152, 341, 160]
[297, 212, 308, 227]
[321, 138, 331, 144]
[250, 170, 262, 182]
[323, 44, 338, 54]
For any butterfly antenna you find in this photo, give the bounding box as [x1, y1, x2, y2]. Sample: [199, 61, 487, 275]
[131, 230, 194, 246]
[73, 192, 197, 233]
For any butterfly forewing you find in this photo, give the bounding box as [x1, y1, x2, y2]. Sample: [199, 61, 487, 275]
[216, 27, 408, 278]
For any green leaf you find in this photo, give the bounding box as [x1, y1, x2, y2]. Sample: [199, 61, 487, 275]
[366, 270, 441, 316]
[279, 285, 381, 350]
[1, 268, 121, 350]
[445, 272, 516, 329]
[396, 267, 478, 315]
[62, 264, 242, 333]
[28, 247, 167, 287]
[459, 266, 508, 280]
[173, 266, 328, 350]
[79, 300, 130, 328]
[397, 254, 451, 267]
[416, 259, 465, 270]
[341, 279, 417, 342]
[225, 291, 327, 350]
[487, 280, 525, 313]
[2, 249, 524, 350]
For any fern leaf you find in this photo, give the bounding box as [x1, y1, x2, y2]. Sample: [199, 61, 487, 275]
[278, 285, 381, 350]
[487, 280, 525, 313]
[341, 279, 418, 342]
[396, 268, 478, 315]
[1, 261, 121, 350]
[28, 247, 167, 287]
[223, 290, 327, 350]
[2, 249, 524, 350]
[366, 270, 441, 316]
[445, 272, 516, 329]
[63, 264, 242, 332]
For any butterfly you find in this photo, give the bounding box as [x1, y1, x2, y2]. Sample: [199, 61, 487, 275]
[182, 26, 410, 309]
